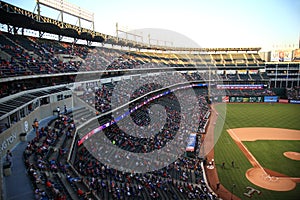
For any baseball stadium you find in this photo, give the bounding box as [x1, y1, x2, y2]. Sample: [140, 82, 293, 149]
[0, 0, 299, 200]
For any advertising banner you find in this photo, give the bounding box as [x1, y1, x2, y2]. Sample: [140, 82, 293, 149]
[186, 134, 197, 152]
[279, 99, 289, 103]
[249, 70, 258, 74]
[230, 96, 243, 102]
[238, 70, 247, 74]
[222, 96, 229, 102]
[217, 84, 263, 90]
[290, 100, 300, 104]
[242, 97, 249, 102]
[249, 96, 263, 102]
[264, 96, 278, 103]
[292, 49, 300, 62]
[271, 50, 292, 62]
[229, 96, 263, 103]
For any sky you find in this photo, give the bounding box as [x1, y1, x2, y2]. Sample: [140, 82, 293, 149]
[3, 0, 300, 51]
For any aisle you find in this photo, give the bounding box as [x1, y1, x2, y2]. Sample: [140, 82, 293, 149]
[3, 115, 57, 200]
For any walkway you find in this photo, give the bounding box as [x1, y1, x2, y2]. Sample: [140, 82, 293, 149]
[3, 115, 58, 200]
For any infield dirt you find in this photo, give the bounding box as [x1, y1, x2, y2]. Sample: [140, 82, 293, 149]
[227, 128, 300, 192]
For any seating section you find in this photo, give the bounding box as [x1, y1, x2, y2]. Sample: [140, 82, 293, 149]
[238, 73, 251, 81]
[286, 87, 300, 100]
[249, 73, 262, 80]
[73, 85, 213, 199]
[73, 73, 273, 123]
[74, 145, 215, 200]
[1, 29, 273, 200]
[24, 84, 217, 200]
[1, 31, 266, 79]
[24, 108, 96, 200]
[226, 73, 239, 81]
[213, 88, 276, 97]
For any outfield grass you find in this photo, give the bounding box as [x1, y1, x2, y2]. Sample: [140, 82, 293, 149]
[214, 103, 300, 200]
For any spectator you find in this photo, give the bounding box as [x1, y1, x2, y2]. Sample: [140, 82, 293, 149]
[6, 149, 12, 166]
[57, 106, 60, 115]
[33, 118, 39, 138]
[64, 105, 67, 114]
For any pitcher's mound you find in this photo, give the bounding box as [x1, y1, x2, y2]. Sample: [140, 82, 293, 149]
[246, 168, 296, 191]
[284, 152, 300, 161]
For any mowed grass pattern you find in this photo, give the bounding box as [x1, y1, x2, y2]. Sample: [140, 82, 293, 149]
[214, 103, 300, 200]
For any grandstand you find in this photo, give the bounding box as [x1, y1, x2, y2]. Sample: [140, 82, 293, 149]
[0, 1, 300, 200]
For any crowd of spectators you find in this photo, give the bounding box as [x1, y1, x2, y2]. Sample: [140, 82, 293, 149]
[1, 28, 297, 200]
[74, 81, 112, 114]
[74, 145, 217, 200]
[286, 87, 300, 100]
[74, 72, 211, 117]
[1, 31, 277, 105]
[23, 79, 216, 199]
[1, 31, 274, 79]
[105, 91, 182, 153]
[222, 88, 276, 97]
[24, 111, 96, 200]
[72, 83, 215, 199]
[74, 71, 275, 120]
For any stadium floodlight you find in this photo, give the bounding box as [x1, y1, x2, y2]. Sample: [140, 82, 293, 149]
[116, 22, 143, 46]
[36, 0, 95, 34]
[37, 0, 94, 22]
[148, 34, 173, 47]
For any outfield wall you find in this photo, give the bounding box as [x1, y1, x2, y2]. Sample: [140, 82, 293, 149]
[211, 96, 299, 103]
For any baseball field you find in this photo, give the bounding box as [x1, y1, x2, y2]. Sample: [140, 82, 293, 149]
[213, 103, 300, 200]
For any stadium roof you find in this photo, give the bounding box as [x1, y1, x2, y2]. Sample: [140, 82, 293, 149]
[0, 86, 70, 119]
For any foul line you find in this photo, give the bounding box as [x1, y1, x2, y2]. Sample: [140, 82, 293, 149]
[227, 129, 268, 175]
